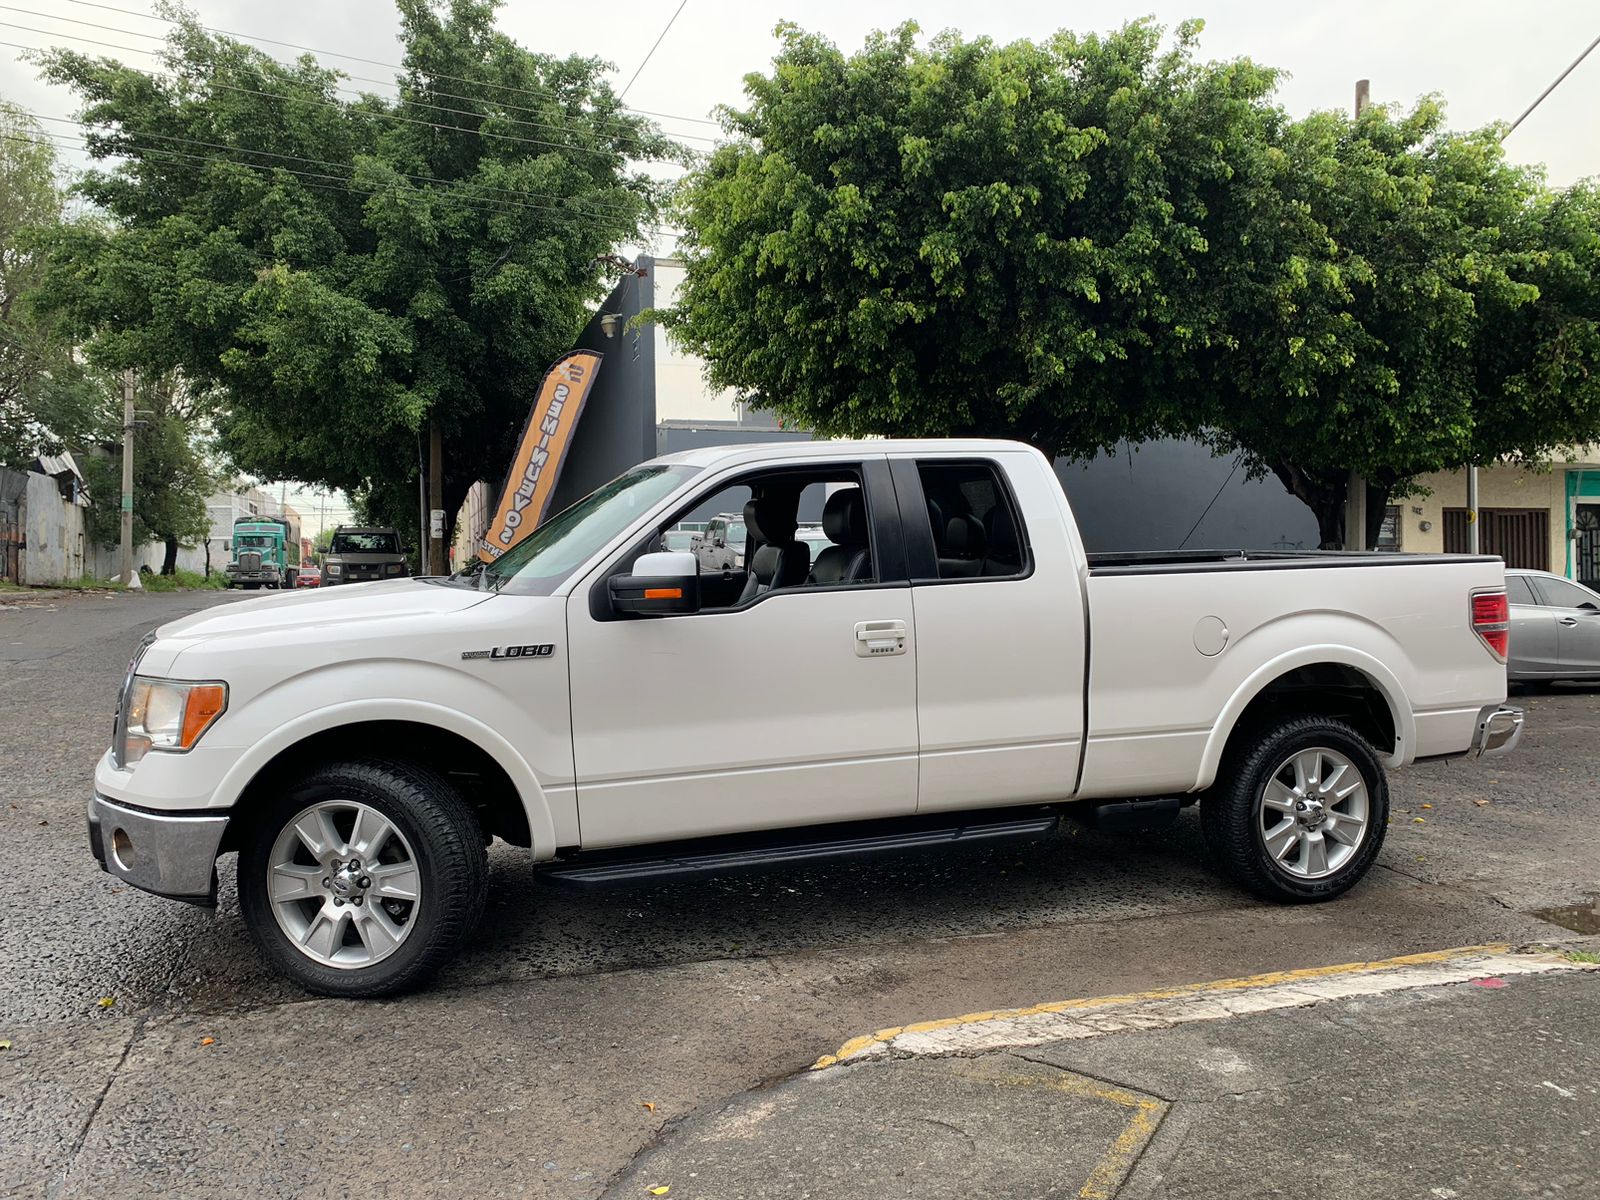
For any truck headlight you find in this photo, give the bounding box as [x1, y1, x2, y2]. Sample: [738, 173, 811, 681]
[326, 563, 342, 575]
[120, 678, 228, 765]
[386, 563, 404, 574]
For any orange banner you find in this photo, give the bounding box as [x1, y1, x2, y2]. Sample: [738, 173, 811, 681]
[479, 350, 603, 561]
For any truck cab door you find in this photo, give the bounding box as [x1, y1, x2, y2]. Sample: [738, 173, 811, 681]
[564, 457, 919, 847]
[888, 452, 1087, 812]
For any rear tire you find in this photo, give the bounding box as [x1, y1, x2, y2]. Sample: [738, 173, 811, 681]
[239, 759, 488, 997]
[1202, 716, 1388, 902]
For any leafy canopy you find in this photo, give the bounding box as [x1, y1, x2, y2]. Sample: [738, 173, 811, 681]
[668, 21, 1600, 547]
[32, 0, 681, 534]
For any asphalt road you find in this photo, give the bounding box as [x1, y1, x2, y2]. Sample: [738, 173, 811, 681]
[2, 589, 1598, 1197]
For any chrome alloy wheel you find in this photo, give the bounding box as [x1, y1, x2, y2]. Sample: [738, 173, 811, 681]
[267, 801, 422, 968]
[1258, 746, 1370, 880]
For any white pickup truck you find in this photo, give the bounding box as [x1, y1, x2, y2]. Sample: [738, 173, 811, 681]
[89, 439, 1523, 996]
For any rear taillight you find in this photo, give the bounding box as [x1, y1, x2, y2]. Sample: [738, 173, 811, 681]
[1471, 590, 1510, 661]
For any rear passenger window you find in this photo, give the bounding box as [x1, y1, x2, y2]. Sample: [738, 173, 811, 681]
[915, 461, 1028, 581]
[1504, 575, 1538, 606]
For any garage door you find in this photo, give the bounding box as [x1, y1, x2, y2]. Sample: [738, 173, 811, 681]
[1443, 508, 1549, 570]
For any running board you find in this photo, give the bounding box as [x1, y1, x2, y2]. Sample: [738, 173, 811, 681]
[539, 812, 1061, 887]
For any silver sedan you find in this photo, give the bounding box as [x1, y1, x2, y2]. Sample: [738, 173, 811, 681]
[1506, 569, 1600, 683]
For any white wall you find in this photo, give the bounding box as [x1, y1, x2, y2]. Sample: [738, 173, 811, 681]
[651, 259, 746, 425]
[21, 472, 85, 586]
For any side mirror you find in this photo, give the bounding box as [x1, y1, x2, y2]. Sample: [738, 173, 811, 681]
[713, 537, 726, 548]
[609, 551, 700, 617]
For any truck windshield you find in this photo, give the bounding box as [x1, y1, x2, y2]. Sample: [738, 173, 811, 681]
[331, 532, 399, 554]
[479, 464, 699, 595]
[237, 535, 275, 548]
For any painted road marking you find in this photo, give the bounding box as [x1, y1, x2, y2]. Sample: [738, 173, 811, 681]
[812, 944, 1598, 1069]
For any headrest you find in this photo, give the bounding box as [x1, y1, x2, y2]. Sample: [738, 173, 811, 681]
[944, 514, 987, 557]
[822, 488, 868, 547]
[984, 503, 1018, 557]
[744, 496, 797, 545]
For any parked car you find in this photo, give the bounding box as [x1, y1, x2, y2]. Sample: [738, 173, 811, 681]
[294, 569, 322, 588]
[662, 528, 697, 553]
[694, 511, 747, 572]
[1506, 568, 1600, 683]
[89, 439, 1521, 997]
[322, 527, 409, 586]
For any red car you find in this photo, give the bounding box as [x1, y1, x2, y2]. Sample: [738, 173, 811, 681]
[294, 569, 322, 588]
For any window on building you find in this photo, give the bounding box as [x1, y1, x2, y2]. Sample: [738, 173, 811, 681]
[1375, 506, 1401, 552]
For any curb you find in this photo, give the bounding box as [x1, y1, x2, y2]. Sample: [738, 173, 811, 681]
[813, 943, 1598, 1069]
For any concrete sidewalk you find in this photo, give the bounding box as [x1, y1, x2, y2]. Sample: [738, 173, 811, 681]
[609, 948, 1600, 1199]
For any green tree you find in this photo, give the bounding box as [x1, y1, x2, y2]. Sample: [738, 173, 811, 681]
[1193, 102, 1600, 547]
[31, 0, 678, 543]
[0, 98, 100, 466]
[668, 23, 1600, 550]
[664, 20, 1280, 460]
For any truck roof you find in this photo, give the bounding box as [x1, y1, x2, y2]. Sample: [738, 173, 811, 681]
[651, 438, 1041, 470]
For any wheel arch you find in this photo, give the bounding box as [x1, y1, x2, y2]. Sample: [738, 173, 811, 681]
[1196, 646, 1412, 792]
[214, 700, 558, 859]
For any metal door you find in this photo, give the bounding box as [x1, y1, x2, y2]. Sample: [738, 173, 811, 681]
[1577, 506, 1600, 591]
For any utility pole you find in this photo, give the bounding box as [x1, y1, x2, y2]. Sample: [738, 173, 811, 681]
[1342, 80, 1372, 551]
[428, 416, 445, 575]
[119, 369, 136, 585]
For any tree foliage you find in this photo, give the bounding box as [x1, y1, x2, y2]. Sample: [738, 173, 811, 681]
[0, 98, 101, 467]
[668, 22, 1600, 547]
[31, 0, 679, 539]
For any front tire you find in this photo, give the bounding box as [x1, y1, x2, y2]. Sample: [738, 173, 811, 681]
[1202, 716, 1388, 902]
[239, 760, 488, 997]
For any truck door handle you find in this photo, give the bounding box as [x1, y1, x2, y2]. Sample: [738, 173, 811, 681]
[854, 619, 908, 657]
[1558, 616, 1579, 626]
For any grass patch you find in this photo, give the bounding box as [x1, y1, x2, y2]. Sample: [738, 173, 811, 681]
[1564, 949, 1600, 964]
[141, 568, 228, 592]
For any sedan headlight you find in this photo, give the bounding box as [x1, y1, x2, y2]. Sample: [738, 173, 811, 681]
[119, 677, 228, 765]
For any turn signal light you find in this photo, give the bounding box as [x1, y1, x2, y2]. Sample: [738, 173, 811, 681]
[1471, 591, 1510, 661]
[643, 587, 683, 600]
[180, 684, 228, 748]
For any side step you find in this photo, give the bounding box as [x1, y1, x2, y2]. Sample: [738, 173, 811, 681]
[538, 811, 1061, 887]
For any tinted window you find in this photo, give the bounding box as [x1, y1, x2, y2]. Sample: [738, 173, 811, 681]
[331, 532, 400, 554]
[1531, 576, 1600, 610]
[914, 460, 1028, 580]
[1504, 575, 1538, 606]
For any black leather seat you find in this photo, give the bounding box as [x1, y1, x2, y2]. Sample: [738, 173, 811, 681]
[808, 488, 872, 586]
[983, 503, 1022, 575]
[738, 497, 810, 604]
[938, 513, 986, 578]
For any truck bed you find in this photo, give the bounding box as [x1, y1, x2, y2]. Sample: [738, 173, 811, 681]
[1086, 549, 1500, 575]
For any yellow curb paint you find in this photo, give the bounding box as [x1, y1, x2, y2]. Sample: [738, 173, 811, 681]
[942, 1064, 1167, 1200]
[811, 943, 1512, 1069]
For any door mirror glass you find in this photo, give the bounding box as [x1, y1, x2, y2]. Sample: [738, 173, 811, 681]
[609, 551, 701, 617]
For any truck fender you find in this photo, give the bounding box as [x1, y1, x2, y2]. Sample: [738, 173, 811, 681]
[1194, 644, 1413, 793]
[211, 697, 559, 860]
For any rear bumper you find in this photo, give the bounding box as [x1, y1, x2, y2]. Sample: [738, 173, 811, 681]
[1472, 704, 1525, 757]
[88, 793, 229, 906]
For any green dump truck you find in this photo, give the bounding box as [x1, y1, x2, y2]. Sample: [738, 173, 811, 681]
[225, 516, 300, 589]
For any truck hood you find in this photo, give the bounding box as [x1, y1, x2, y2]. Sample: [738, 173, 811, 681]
[155, 579, 491, 648]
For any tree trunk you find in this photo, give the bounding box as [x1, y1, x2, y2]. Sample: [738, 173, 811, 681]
[161, 535, 179, 575]
[1268, 460, 1349, 550]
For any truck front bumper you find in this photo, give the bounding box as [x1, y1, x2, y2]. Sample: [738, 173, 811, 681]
[88, 793, 229, 906]
[1472, 704, 1525, 757]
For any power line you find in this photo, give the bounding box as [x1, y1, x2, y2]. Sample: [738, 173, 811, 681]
[7, 128, 680, 234]
[1506, 30, 1600, 135]
[63, 0, 724, 131]
[30, 111, 653, 220]
[619, 0, 689, 101]
[1, 4, 723, 147]
[1, 17, 698, 164]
